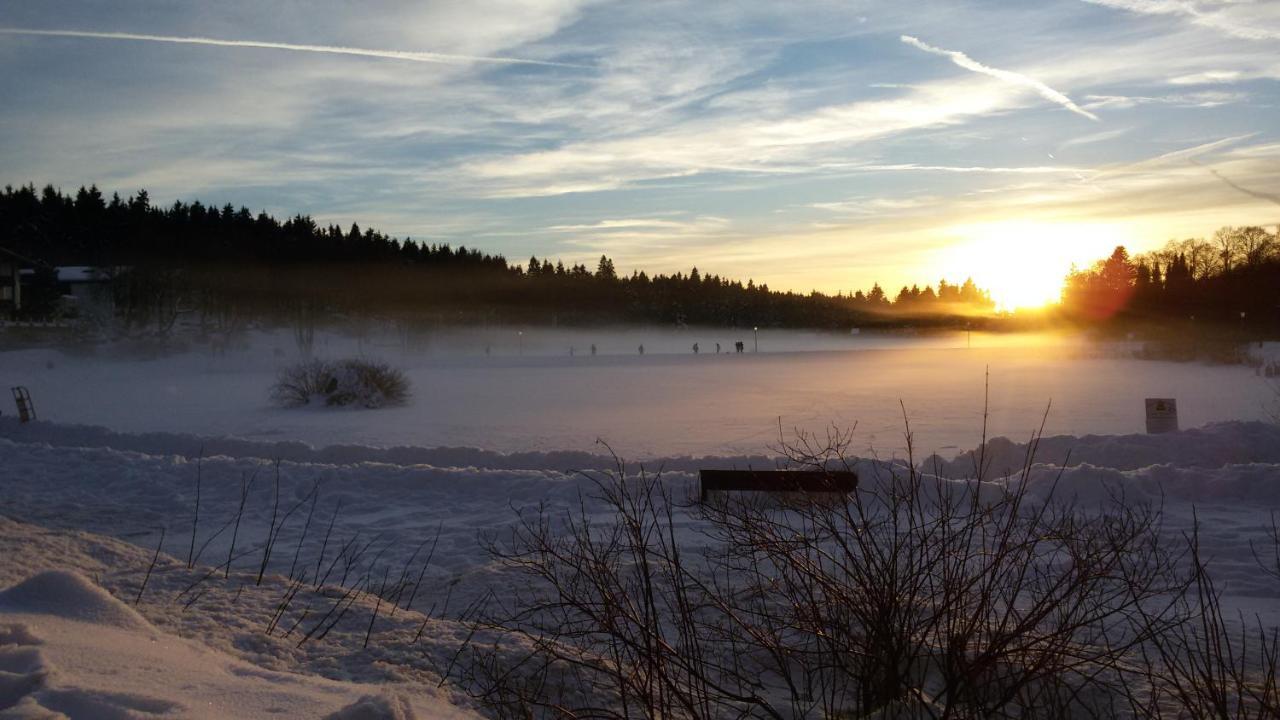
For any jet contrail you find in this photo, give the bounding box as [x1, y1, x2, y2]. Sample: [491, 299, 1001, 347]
[900, 35, 1099, 121]
[0, 27, 586, 69]
[1191, 161, 1280, 208]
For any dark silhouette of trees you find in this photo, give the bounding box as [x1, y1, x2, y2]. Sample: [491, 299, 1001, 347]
[1063, 246, 1137, 322]
[0, 183, 996, 329]
[1063, 227, 1280, 333]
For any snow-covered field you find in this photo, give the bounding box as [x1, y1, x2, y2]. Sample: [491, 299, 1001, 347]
[0, 326, 1275, 457]
[1, 327, 1278, 717]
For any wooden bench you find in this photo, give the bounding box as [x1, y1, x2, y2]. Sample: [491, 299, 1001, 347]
[698, 469, 858, 502]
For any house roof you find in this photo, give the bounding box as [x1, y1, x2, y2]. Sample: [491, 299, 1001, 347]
[18, 266, 108, 283]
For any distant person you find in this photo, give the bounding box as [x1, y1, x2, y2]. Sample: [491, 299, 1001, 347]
[735, 341, 744, 354]
[639, 344, 645, 355]
[715, 342, 721, 354]
[693, 342, 699, 354]
[590, 343, 597, 356]
[484, 344, 491, 356]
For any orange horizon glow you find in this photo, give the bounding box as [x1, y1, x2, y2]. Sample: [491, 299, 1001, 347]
[929, 220, 1132, 311]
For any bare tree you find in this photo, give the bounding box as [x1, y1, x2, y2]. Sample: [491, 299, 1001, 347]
[1234, 226, 1277, 268]
[1214, 228, 1241, 275]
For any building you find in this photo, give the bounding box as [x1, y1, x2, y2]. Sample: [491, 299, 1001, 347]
[52, 266, 114, 322]
[18, 265, 114, 322]
[0, 247, 28, 319]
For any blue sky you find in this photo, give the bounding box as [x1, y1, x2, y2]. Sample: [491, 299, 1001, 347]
[2, 0, 1278, 305]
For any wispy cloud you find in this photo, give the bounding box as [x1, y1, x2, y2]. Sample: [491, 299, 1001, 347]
[545, 215, 734, 256]
[1167, 70, 1242, 85]
[0, 27, 585, 68]
[844, 163, 1082, 175]
[1128, 134, 1254, 166]
[457, 73, 1048, 197]
[1080, 0, 1280, 42]
[900, 35, 1099, 121]
[1081, 90, 1244, 109]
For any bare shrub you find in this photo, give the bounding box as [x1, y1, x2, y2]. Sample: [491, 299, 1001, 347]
[444, 387, 1280, 719]
[448, 413, 1192, 719]
[327, 358, 410, 408]
[1123, 514, 1280, 719]
[271, 358, 409, 409]
[271, 359, 334, 407]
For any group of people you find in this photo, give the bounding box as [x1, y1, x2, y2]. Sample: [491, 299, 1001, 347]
[689, 341, 746, 354]
[486, 338, 752, 356]
[566, 341, 750, 356]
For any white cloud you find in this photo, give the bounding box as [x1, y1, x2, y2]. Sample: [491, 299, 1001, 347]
[1080, 0, 1280, 42]
[839, 163, 1082, 175]
[1081, 90, 1244, 109]
[1168, 70, 1242, 85]
[456, 73, 1050, 197]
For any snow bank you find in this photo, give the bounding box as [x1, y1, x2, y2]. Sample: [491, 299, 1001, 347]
[4, 416, 1277, 478]
[0, 570, 152, 632]
[1021, 462, 1280, 505]
[0, 419, 1276, 606]
[0, 569, 481, 719]
[0, 416, 778, 472]
[925, 421, 1280, 476]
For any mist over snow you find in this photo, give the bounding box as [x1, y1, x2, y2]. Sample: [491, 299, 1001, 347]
[0, 326, 1272, 458]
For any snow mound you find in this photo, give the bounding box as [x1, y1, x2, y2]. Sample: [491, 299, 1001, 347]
[1020, 461, 1280, 505]
[0, 571, 152, 633]
[926, 421, 1280, 476]
[0, 565, 479, 719]
[0, 417, 776, 471]
[325, 694, 418, 720]
[0, 622, 49, 716]
[7, 417, 1278, 478]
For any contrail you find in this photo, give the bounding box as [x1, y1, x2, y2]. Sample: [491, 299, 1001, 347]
[0, 27, 587, 69]
[1191, 160, 1280, 207]
[900, 35, 1099, 121]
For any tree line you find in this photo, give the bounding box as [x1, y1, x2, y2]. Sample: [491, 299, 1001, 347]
[1061, 225, 1280, 332]
[1, 184, 993, 331]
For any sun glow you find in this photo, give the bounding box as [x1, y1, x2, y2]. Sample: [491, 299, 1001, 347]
[934, 220, 1130, 311]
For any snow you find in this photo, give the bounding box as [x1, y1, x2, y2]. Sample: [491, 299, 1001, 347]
[0, 524, 480, 719]
[0, 570, 152, 631]
[0, 327, 1277, 716]
[0, 327, 1274, 458]
[0, 568, 477, 719]
[0, 419, 1278, 612]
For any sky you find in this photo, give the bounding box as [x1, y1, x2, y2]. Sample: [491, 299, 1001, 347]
[2, 1, 1279, 307]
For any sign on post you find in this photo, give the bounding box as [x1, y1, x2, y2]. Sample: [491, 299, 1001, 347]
[1145, 398, 1178, 434]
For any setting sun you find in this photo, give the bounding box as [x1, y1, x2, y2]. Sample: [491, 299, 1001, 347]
[934, 220, 1130, 311]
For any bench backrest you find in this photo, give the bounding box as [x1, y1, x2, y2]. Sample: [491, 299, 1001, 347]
[699, 469, 858, 501]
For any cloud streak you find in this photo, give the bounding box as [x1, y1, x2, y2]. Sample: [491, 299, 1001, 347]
[900, 35, 1099, 121]
[1080, 0, 1280, 42]
[0, 27, 586, 69]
